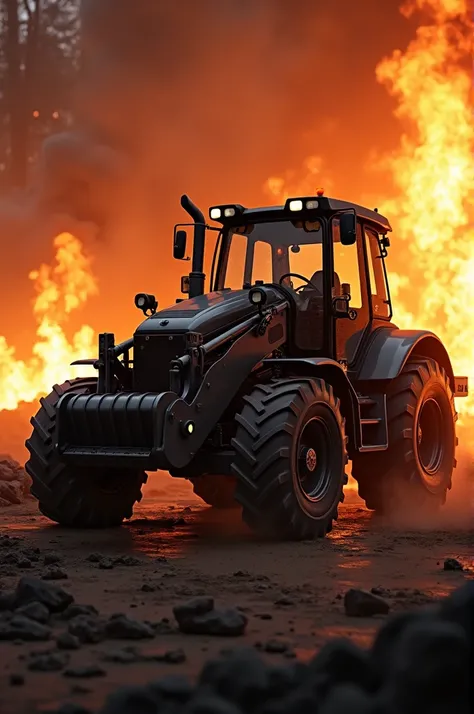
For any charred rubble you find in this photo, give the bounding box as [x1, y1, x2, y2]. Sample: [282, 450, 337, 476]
[0, 568, 471, 713]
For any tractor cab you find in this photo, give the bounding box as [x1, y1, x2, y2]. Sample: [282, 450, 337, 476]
[173, 193, 393, 368]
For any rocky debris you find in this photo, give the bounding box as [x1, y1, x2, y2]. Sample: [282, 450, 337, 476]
[15, 601, 50, 623]
[9, 673, 25, 686]
[443, 558, 464, 571]
[155, 648, 187, 664]
[64, 664, 106, 678]
[42, 567, 69, 580]
[53, 705, 92, 714]
[0, 613, 52, 641]
[173, 597, 248, 637]
[0, 591, 14, 611]
[44, 552, 62, 566]
[12, 576, 74, 612]
[61, 604, 99, 620]
[105, 614, 155, 640]
[102, 646, 143, 664]
[86, 553, 142, 569]
[344, 588, 390, 617]
[141, 583, 156, 592]
[79, 582, 469, 713]
[0, 455, 31, 505]
[56, 631, 81, 650]
[27, 650, 70, 671]
[262, 639, 290, 654]
[68, 614, 107, 644]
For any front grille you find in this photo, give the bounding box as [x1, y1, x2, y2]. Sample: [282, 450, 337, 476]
[133, 334, 187, 392]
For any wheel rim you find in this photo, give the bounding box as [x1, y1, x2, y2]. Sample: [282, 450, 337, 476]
[296, 417, 332, 502]
[416, 398, 444, 476]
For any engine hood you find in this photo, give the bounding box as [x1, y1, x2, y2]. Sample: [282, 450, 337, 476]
[134, 287, 283, 341]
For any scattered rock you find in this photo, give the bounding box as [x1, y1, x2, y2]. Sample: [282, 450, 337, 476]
[274, 596, 295, 607]
[15, 601, 50, 624]
[13, 576, 74, 613]
[42, 567, 68, 581]
[105, 614, 155, 640]
[0, 456, 29, 505]
[344, 588, 390, 617]
[443, 558, 464, 571]
[176, 607, 247, 637]
[57, 631, 81, 650]
[173, 596, 215, 620]
[44, 553, 62, 566]
[173, 597, 247, 637]
[155, 648, 187, 664]
[64, 664, 106, 678]
[28, 651, 70, 672]
[9, 673, 24, 686]
[98, 558, 115, 570]
[100, 685, 162, 714]
[150, 674, 194, 701]
[68, 615, 107, 644]
[102, 647, 142, 664]
[61, 604, 99, 620]
[0, 591, 14, 611]
[264, 639, 289, 654]
[0, 614, 51, 641]
[141, 583, 156, 592]
[16, 557, 32, 569]
[114, 555, 141, 567]
[53, 704, 92, 714]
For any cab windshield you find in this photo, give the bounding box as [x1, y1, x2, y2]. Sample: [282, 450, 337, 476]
[216, 219, 324, 292]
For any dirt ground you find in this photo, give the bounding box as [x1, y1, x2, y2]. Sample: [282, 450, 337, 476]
[0, 472, 473, 714]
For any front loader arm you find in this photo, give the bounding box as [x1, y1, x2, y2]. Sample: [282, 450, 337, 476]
[160, 305, 287, 469]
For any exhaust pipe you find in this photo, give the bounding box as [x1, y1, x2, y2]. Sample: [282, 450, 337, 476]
[181, 194, 205, 298]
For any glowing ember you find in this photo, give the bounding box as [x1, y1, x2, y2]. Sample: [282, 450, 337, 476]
[0, 233, 97, 411]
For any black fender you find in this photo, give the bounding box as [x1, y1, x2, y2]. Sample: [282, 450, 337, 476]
[356, 327, 455, 390]
[263, 357, 360, 453]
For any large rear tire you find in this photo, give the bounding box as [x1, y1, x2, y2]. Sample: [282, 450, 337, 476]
[190, 475, 238, 509]
[25, 379, 147, 528]
[231, 378, 348, 540]
[352, 358, 457, 513]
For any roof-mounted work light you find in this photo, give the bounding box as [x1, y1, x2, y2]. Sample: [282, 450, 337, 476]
[285, 197, 322, 212]
[209, 204, 244, 221]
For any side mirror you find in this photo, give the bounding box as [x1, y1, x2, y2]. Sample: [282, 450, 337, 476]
[340, 212, 357, 245]
[173, 229, 187, 260]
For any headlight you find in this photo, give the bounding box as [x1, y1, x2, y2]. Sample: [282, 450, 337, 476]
[248, 287, 267, 306]
[210, 207, 222, 220]
[288, 199, 303, 212]
[306, 200, 319, 210]
[224, 207, 236, 217]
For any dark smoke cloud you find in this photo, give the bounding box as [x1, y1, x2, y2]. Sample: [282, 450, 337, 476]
[1, 0, 414, 340]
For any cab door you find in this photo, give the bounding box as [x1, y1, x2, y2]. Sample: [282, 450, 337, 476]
[333, 218, 370, 365]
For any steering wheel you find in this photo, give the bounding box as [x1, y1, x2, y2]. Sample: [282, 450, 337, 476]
[279, 272, 319, 294]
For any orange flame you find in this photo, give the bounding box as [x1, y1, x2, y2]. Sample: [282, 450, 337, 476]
[264, 0, 473, 418]
[375, 0, 473, 417]
[0, 233, 97, 411]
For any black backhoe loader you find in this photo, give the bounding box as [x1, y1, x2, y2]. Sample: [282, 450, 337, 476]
[25, 192, 468, 539]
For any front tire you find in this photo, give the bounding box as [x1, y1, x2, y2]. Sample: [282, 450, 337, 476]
[231, 378, 348, 540]
[25, 379, 147, 528]
[352, 359, 457, 513]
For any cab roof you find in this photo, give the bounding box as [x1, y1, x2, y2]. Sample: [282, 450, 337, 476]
[214, 196, 392, 234]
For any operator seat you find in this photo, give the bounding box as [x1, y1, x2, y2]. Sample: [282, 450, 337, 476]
[299, 270, 342, 300]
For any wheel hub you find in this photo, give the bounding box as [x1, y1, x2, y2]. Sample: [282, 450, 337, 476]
[304, 447, 317, 472]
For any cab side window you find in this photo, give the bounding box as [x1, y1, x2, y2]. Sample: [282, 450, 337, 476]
[364, 227, 390, 319]
[332, 218, 363, 308]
